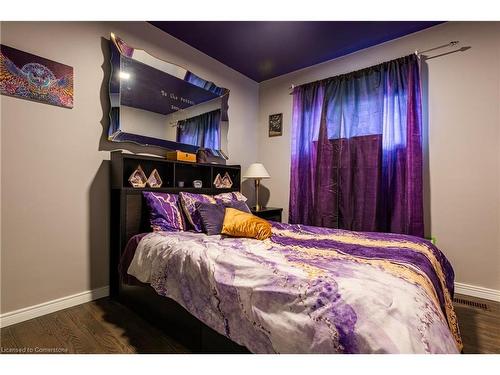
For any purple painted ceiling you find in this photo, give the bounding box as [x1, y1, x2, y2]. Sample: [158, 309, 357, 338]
[150, 21, 443, 82]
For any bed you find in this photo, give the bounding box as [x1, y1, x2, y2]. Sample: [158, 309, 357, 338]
[120, 222, 462, 354]
[111, 152, 462, 354]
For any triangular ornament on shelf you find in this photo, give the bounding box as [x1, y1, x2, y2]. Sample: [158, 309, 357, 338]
[220, 172, 233, 188]
[128, 165, 147, 188]
[147, 169, 163, 188]
[213, 173, 223, 188]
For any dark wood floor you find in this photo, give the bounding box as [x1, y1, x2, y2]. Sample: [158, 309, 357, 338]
[1, 298, 190, 354]
[1, 294, 499, 354]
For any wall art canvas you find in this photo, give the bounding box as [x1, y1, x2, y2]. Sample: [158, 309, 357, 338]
[0, 44, 73, 108]
[269, 113, 283, 137]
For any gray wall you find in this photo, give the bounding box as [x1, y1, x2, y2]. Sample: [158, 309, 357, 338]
[258, 21, 500, 291]
[0, 21, 259, 313]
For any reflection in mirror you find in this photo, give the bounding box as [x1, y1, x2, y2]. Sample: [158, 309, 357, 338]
[108, 33, 229, 157]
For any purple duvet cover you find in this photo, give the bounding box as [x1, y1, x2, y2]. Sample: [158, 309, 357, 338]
[126, 222, 462, 353]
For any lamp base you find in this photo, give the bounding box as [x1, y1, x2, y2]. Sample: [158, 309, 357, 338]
[254, 179, 261, 212]
[252, 206, 266, 212]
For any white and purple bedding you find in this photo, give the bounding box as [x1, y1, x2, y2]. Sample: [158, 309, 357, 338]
[126, 222, 462, 354]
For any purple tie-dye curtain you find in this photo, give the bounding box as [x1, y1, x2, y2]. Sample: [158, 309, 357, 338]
[289, 54, 424, 237]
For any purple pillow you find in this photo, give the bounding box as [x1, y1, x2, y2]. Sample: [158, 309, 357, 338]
[214, 191, 248, 204]
[143, 192, 185, 231]
[196, 200, 251, 235]
[179, 192, 216, 232]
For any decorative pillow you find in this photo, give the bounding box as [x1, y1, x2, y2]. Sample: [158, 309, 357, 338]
[221, 208, 272, 240]
[196, 201, 251, 235]
[228, 200, 251, 213]
[179, 192, 216, 232]
[232, 192, 248, 202]
[143, 192, 185, 232]
[214, 191, 248, 204]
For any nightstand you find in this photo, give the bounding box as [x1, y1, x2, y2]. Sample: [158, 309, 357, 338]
[251, 207, 283, 222]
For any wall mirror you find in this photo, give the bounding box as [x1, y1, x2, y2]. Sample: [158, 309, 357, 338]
[108, 33, 229, 156]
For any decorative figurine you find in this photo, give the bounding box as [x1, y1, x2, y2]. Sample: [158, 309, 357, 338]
[128, 165, 147, 188]
[146, 169, 163, 188]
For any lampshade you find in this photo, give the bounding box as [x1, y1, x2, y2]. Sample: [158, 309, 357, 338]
[243, 163, 270, 179]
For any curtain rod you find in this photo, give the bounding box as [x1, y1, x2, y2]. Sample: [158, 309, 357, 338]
[288, 41, 460, 94]
[415, 41, 459, 57]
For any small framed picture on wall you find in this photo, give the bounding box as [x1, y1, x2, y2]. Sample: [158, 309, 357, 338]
[269, 113, 283, 137]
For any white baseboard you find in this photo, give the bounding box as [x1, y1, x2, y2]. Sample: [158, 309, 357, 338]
[0, 286, 109, 328]
[455, 282, 500, 302]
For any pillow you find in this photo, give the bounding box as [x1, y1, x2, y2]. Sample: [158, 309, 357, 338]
[179, 192, 216, 232]
[232, 191, 248, 202]
[214, 191, 248, 204]
[228, 200, 251, 213]
[142, 192, 185, 231]
[196, 200, 251, 235]
[221, 208, 272, 240]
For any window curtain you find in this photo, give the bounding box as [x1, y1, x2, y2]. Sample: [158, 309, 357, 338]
[176, 109, 221, 149]
[289, 54, 423, 237]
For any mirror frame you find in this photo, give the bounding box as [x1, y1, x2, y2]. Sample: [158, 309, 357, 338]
[108, 33, 230, 154]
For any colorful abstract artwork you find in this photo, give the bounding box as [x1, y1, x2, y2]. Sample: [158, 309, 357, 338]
[0, 44, 73, 108]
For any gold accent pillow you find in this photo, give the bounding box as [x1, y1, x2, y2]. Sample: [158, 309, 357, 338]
[221, 208, 272, 240]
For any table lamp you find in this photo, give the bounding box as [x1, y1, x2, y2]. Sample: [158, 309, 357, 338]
[243, 163, 270, 211]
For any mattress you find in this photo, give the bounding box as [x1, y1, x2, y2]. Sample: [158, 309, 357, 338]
[124, 222, 462, 354]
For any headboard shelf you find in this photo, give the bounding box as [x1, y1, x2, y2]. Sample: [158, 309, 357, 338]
[112, 151, 240, 168]
[111, 151, 241, 191]
[110, 151, 241, 296]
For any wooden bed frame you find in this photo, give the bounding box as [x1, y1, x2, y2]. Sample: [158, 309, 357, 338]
[110, 151, 250, 353]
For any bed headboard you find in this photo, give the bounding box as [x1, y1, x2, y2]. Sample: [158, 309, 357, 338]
[110, 151, 241, 295]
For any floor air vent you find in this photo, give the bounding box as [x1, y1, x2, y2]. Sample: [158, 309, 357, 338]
[453, 297, 488, 310]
